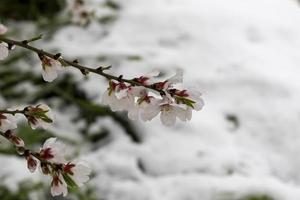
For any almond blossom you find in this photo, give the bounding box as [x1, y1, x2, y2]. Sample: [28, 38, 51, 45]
[51, 174, 68, 197]
[39, 137, 91, 197]
[140, 96, 192, 126]
[39, 55, 63, 82]
[102, 69, 204, 126]
[25, 104, 53, 129]
[102, 81, 140, 112]
[63, 161, 91, 187]
[40, 137, 66, 163]
[0, 113, 17, 132]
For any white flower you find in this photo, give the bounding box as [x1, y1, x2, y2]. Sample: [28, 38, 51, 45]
[0, 42, 9, 60]
[134, 70, 160, 85]
[26, 104, 53, 129]
[173, 89, 204, 111]
[41, 56, 63, 82]
[51, 174, 68, 197]
[159, 96, 192, 126]
[102, 82, 140, 112]
[137, 97, 161, 121]
[0, 23, 7, 35]
[0, 113, 17, 132]
[185, 89, 204, 111]
[140, 96, 192, 126]
[63, 161, 91, 187]
[40, 137, 66, 163]
[50, 161, 91, 197]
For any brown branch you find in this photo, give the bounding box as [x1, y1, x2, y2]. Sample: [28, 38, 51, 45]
[0, 36, 162, 93]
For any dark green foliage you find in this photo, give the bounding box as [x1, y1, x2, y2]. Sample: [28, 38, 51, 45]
[0, 0, 66, 21]
[103, 0, 121, 10]
[240, 195, 274, 200]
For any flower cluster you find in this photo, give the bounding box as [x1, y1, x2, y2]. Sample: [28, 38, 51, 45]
[0, 104, 91, 197]
[102, 69, 204, 126]
[31, 138, 91, 197]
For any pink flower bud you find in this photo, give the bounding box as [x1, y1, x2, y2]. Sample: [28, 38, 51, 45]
[27, 155, 38, 173]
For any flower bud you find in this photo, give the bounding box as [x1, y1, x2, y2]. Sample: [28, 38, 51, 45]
[26, 155, 38, 173]
[41, 162, 50, 175]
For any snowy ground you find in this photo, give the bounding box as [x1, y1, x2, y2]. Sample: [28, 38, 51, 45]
[3, 0, 300, 199]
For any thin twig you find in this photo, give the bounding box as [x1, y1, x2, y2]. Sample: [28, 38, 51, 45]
[0, 36, 162, 93]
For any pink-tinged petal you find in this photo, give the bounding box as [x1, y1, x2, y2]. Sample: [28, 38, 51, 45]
[0, 43, 9, 60]
[41, 137, 66, 163]
[129, 86, 146, 97]
[69, 161, 91, 187]
[115, 88, 128, 99]
[0, 114, 17, 132]
[140, 100, 161, 121]
[51, 174, 68, 197]
[51, 59, 63, 71]
[42, 66, 58, 82]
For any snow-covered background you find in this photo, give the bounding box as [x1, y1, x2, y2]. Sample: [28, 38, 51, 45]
[2, 0, 300, 199]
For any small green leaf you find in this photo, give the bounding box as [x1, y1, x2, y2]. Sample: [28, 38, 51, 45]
[175, 96, 196, 109]
[62, 173, 78, 189]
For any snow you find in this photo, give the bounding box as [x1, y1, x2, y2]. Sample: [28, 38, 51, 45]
[2, 0, 300, 199]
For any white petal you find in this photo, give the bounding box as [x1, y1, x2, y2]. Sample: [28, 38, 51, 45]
[0, 43, 9, 60]
[167, 68, 183, 85]
[115, 88, 128, 99]
[0, 114, 17, 132]
[140, 100, 161, 121]
[51, 175, 68, 197]
[175, 107, 188, 122]
[42, 66, 58, 82]
[72, 162, 91, 186]
[160, 107, 177, 126]
[146, 69, 160, 77]
[51, 59, 63, 72]
[43, 137, 57, 149]
[128, 106, 139, 120]
[194, 97, 204, 111]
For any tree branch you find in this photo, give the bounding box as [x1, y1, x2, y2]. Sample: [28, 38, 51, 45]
[0, 36, 162, 93]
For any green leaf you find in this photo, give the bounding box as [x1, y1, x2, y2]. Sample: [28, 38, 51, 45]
[175, 96, 196, 109]
[62, 173, 78, 189]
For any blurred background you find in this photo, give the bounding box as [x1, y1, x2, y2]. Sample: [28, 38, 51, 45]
[1, 0, 300, 200]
